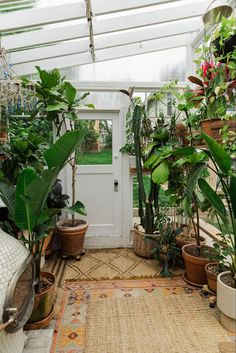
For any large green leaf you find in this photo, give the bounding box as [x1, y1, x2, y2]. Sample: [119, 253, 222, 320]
[152, 161, 169, 185]
[64, 201, 87, 216]
[64, 81, 77, 106]
[229, 176, 236, 219]
[44, 130, 84, 171]
[183, 164, 207, 217]
[0, 182, 16, 220]
[201, 133, 232, 174]
[24, 168, 59, 217]
[198, 178, 228, 222]
[36, 66, 61, 89]
[15, 168, 37, 231]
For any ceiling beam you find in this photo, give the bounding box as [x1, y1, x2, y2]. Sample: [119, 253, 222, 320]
[93, 0, 211, 34]
[13, 33, 190, 75]
[10, 38, 90, 64]
[0, 1, 86, 32]
[10, 17, 200, 65]
[91, 0, 182, 15]
[2, 22, 89, 51]
[86, 0, 95, 61]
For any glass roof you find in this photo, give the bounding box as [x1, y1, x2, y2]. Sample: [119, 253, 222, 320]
[0, 0, 229, 77]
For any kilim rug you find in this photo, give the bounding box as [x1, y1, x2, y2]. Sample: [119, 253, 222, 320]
[44, 248, 183, 287]
[50, 278, 231, 353]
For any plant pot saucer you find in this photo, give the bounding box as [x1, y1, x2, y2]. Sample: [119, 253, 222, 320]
[24, 306, 54, 330]
[182, 272, 205, 288]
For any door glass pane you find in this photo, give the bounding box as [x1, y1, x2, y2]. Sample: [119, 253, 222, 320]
[77, 119, 112, 165]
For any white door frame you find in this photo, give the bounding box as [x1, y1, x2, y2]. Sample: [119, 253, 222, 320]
[60, 101, 132, 248]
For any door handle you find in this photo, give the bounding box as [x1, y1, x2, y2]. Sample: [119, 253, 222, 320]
[114, 180, 118, 191]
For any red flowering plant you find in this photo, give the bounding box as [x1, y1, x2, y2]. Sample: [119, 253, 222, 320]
[186, 16, 236, 120]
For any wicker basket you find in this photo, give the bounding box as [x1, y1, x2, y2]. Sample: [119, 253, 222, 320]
[133, 225, 159, 258]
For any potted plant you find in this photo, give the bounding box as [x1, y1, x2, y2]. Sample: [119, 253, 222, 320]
[198, 133, 236, 331]
[186, 16, 236, 141]
[31, 67, 94, 258]
[0, 129, 85, 328]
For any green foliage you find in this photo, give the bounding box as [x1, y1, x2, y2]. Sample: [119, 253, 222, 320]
[0, 130, 86, 280]
[0, 131, 46, 184]
[199, 134, 236, 286]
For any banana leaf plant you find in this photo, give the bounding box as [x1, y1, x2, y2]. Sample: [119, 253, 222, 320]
[0, 130, 86, 287]
[25, 67, 94, 225]
[198, 133, 236, 287]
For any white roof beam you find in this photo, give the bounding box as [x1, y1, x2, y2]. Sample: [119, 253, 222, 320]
[10, 17, 200, 65]
[2, 22, 89, 50]
[13, 51, 92, 76]
[95, 17, 201, 50]
[0, 1, 86, 32]
[95, 33, 191, 62]
[93, 0, 211, 34]
[10, 38, 90, 65]
[13, 33, 191, 76]
[92, 0, 181, 14]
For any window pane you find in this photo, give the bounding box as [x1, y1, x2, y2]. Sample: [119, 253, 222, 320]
[77, 119, 112, 165]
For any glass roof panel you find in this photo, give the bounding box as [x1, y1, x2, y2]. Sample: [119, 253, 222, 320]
[0, 0, 82, 12]
[63, 47, 186, 83]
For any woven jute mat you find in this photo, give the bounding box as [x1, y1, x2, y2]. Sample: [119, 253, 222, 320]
[45, 248, 183, 286]
[85, 295, 229, 353]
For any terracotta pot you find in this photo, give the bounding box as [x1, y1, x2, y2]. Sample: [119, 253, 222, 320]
[27, 271, 56, 324]
[133, 225, 159, 258]
[182, 244, 212, 286]
[175, 123, 189, 146]
[57, 219, 88, 256]
[176, 234, 206, 248]
[217, 271, 236, 332]
[201, 118, 236, 142]
[205, 262, 218, 293]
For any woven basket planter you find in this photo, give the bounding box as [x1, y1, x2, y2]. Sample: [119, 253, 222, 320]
[133, 225, 159, 258]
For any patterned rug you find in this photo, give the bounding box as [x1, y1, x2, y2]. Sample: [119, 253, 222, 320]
[50, 278, 231, 353]
[44, 248, 183, 287]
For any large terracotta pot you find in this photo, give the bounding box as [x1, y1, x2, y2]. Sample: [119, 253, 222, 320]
[27, 271, 56, 324]
[217, 271, 236, 332]
[201, 118, 236, 142]
[182, 244, 212, 286]
[57, 219, 88, 256]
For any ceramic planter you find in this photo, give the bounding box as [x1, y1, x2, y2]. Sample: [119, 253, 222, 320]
[217, 271, 236, 332]
[57, 219, 88, 257]
[182, 244, 212, 286]
[26, 271, 56, 327]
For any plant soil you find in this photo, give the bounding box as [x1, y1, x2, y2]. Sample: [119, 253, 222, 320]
[206, 263, 219, 276]
[36, 277, 54, 295]
[221, 273, 235, 289]
[176, 234, 205, 244]
[61, 219, 86, 228]
[185, 245, 214, 259]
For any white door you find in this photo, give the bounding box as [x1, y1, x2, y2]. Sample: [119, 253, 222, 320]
[76, 109, 122, 248]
